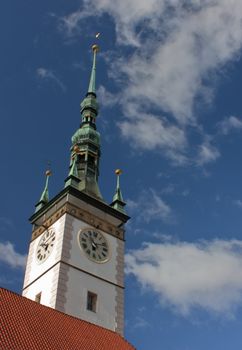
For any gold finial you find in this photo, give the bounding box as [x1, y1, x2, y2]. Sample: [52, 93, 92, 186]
[73, 145, 80, 153]
[115, 169, 123, 176]
[45, 169, 52, 177]
[72, 145, 80, 159]
[45, 161, 52, 176]
[92, 44, 99, 53]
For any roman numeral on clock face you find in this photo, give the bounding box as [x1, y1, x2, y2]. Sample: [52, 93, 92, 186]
[79, 229, 109, 263]
[36, 229, 56, 264]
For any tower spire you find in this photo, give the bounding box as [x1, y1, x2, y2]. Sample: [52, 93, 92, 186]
[111, 169, 126, 214]
[88, 44, 99, 94]
[67, 44, 102, 200]
[35, 169, 52, 212]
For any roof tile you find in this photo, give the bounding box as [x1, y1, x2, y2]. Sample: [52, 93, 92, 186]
[0, 288, 135, 350]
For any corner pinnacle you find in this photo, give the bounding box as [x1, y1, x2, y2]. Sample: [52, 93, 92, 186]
[35, 169, 52, 212]
[111, 169, 126, 213]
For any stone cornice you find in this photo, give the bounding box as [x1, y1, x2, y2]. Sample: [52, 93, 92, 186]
[30, 186, 130, 224]
[31, 201, 125, 242]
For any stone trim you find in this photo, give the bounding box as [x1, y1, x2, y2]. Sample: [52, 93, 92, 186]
[31, 202, 125, 242]
[51, 215, 74, 312]
[49, 264, 61, 308]
[22, 261, 61, 291]
[30, 185, 130, 223]
[23, 259, 124, 291]
[62, 261, 124, 289]
[54, 263, 70, 313]
[115, 286, 124, 336]
[115, 240, 124, 287]
[31, 206, 67, 241]
[114, 238, 125, 335]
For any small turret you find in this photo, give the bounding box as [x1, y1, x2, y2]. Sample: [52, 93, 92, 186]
[111, 169, 126, 214]
[64, 146, 81, 189]
[35, 169, 51, 212]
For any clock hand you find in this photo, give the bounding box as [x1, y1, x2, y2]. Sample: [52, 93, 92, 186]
[92, 242, 97, 249]
[89, 237, 95, 245]
[89, 237, 98, 250]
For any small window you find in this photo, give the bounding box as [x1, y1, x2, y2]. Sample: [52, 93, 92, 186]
[78, 154, 85, 162]
[35, 292, 42, 304]
[87, 291, 97, 312]
[88, 155, 95, 166]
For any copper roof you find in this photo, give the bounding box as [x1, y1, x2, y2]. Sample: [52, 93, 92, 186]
[0, 288, 135, 350]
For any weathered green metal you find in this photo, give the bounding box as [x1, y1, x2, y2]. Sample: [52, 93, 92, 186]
[66, 44, 103, 200]
[111, 171, 126, 214]
[64, 154, 80, 189]
[88, 45, 97, 94]
[69, 154, 78, 178]
[35, 172, 51, 212]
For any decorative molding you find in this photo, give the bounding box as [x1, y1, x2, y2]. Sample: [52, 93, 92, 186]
[31, 202, 125, 242]
[30, 185, 130, 224]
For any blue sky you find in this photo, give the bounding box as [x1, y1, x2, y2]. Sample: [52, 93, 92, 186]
[1, 1, 242, 349]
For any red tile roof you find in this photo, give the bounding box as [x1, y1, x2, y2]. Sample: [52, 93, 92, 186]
[0, 288, 135, 350]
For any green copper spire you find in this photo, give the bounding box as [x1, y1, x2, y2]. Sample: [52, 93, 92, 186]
[66, 44, 103, 200]
[64, 149, 81, 189]
[88, 44, 98, 94]
[80, 45, 100, 126]
[35, 170, 51, 212]
[111, 169, 126, 214]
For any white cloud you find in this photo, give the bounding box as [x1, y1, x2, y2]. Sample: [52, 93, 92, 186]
[119, 115, 187, 151]
[36, 67, 66, 92]
[0, 242, 26, 269]
[59, 1, 242, 163]
[126, 239, 242, 316]
[127, 188, 172, 223]
[218, 116, 242, 135]
[97, 85, 120, 107]
[197, 137, 220, 166]
[119, 115, 188, 165]
[58, 8, 91, 37]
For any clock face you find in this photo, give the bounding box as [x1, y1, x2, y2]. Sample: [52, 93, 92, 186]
[78, 228, 110, 263]
[36, 228, 56, 264]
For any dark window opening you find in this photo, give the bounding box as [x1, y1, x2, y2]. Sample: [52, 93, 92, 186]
[88, 154, 95, 166]
[87, 291, 97, 312]
[78, 154, 85, 162]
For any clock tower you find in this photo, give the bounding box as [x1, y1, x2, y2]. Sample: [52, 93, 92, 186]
[22, 44, 129, 336]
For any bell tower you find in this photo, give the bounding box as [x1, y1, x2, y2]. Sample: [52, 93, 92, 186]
[22, 44, 129, 335]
